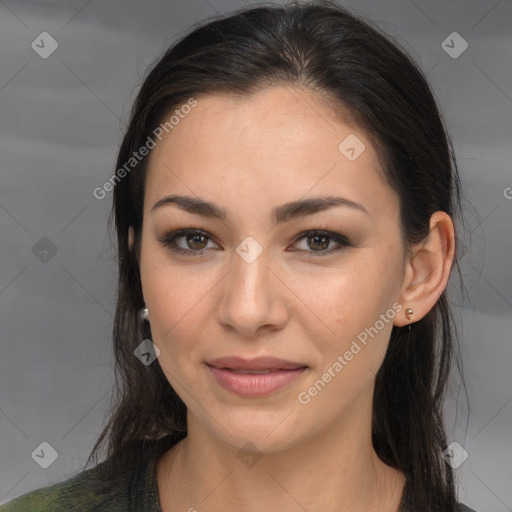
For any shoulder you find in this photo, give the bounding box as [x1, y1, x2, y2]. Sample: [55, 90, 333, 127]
[0, 460, 147, 512]
[0, 467, 111, 511]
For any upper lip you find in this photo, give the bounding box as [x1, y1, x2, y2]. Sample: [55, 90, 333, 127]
[207, 356, 307, 371]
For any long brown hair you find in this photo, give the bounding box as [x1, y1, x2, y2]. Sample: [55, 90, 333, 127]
[87, 2, 469, 510]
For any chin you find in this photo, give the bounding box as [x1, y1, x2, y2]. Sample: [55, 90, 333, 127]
[204, 409, 303, 452]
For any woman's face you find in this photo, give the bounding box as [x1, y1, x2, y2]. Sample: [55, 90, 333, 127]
[139, 85, 407, 452]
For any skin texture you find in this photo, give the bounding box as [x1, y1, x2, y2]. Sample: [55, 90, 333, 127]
[129, 85, 455, 512]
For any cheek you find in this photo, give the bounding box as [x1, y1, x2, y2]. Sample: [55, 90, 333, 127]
[296, 251, 401, 371]
[145, 274, 211, 339]
[141, 233, 214, 321]
[296, 251, 397, 330]
[296, 294, 396, 415]
[144, 280, 222, 428]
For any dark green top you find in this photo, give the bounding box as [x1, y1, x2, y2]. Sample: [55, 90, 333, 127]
[0, 456, 161, 512]
[0, 453, 478, 512]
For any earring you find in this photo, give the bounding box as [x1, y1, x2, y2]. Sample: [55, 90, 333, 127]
[405, 307, 414, 320]
[139, 306, 149, 322]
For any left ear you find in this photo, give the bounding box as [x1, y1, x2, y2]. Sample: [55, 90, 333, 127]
[394, 211, 456, 327]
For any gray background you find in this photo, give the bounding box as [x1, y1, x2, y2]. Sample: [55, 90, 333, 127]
[0, 1, 511, 510]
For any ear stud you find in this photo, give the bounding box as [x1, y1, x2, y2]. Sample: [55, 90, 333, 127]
[139, 306, 149, 321]
[405, 308, 414, 320]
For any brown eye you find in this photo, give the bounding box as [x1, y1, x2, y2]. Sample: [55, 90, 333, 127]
[159, 228, 218, 256]
[307, 234, 330, 251]
[186, 233, 208, 250]
[291, 230, 351, 258]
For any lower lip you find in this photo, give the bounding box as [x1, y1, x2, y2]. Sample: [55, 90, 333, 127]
[207, 365, 308, 397]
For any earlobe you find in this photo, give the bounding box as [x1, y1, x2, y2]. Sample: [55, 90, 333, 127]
[394, 211, 455, 327]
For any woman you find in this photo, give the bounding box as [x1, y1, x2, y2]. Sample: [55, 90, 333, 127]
[0, 1, 477, 511]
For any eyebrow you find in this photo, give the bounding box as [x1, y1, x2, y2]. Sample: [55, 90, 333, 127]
[151, 194, 370, 223]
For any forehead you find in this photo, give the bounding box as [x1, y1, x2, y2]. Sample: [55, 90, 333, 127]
[144, 85, 396, 221]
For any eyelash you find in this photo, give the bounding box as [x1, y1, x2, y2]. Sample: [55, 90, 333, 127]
[157, 227, 352, 258]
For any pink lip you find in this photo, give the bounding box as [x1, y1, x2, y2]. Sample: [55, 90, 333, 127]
[207, 364, 308, 398]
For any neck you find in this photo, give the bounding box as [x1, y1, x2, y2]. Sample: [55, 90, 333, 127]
[156, 406, 406, 512]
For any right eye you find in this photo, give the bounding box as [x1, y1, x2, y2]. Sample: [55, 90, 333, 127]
[158, 228, 219, 256]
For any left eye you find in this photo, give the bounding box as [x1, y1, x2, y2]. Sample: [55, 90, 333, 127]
[291, 230, 350, 257]
[159, 228, 351, 257]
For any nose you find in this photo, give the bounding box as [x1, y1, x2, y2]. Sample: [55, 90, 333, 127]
[216, 246, 288, 338]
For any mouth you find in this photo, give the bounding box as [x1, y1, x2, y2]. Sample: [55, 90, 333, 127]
[214, 368, 300, 374]
[205, 357, 309, 397]
[206, 355, 308, 372]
